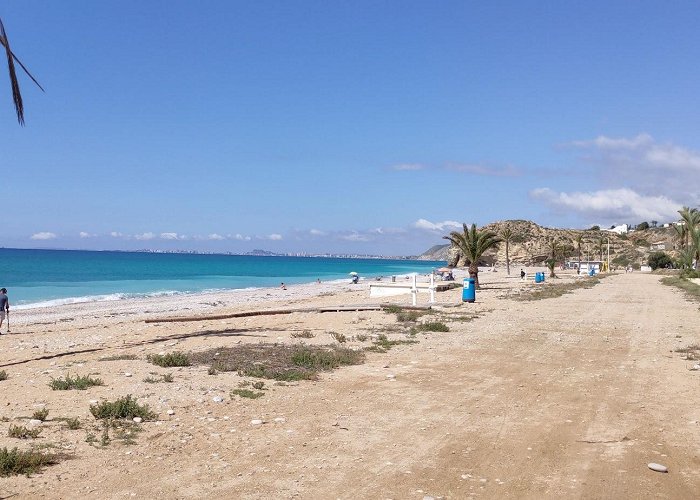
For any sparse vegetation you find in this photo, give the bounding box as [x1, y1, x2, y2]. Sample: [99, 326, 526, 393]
[143, 373, 174, 384]
[416, 321, 449, 332]
[8, 425, 41, 439]
[329, 331, 347, 343]
[365, 334, 418, 353]
[661, 276, 700, 303]
[32, 409, 49, 421]
[0, 447, 60, 476]
[147, 352, 190, 367]
[356, 334, 368, 341]
[230, 388, 264, 399]
[674, 344, 700, 360]
[64, 418, 81, 430]
[291, 330, 315, 338]
[252, 381, 265, 390]
[99, 354, 138, 361]
[515, 276, 604, 301]
[89, 395, 157, 421]
[0, 370, 7, 381]
[189, 344, 365, 381]
[49, 374, 104, 391]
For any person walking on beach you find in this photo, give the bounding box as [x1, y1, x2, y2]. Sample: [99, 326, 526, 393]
[0, 288, 9, 333]
[520, 269, 526, 280]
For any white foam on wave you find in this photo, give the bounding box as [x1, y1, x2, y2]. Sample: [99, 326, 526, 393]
[14, 290, 187, 310]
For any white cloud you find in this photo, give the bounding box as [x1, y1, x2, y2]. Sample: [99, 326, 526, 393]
[267, 234, 283, 241]
[31, 232, 57, 240]
[208, 233, 225, 240]
[110, 232, 123, 238]
[79, 232, 94, 238]
[530, 187, 682, 222]
[447, 163, 520, 177]
[309, 229, 326, 236]
[568, 133, 700, 205]
[160, 232, 184, 240]
[341, 232, 370, 242]
[232, 233, 251, 241]
[391, 163, 425, 171]
[135, 232, 156, 241]
[413, 219, 462, 232]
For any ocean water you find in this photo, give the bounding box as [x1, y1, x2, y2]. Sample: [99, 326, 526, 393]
[0, 248, 444, 308]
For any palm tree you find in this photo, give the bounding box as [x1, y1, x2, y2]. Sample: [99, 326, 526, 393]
[0, 16, 44, 125]
[678, 206, 700, 249]
[500, 227, 514, 276]
[574, 233, 584, 274]
[546, 237, 560, 278]
[673, 223, 688, 250]
[444, 223, 501, 288]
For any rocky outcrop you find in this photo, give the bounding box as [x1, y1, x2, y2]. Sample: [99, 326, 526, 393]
[419, 220, 680, 269]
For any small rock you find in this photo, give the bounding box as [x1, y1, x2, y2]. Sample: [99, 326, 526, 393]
[251, 419, 264, 425]
[212, 396, 224, 403]
[648, 463, 668, 473]
[167, 410, 175, 415]
[28, 419, 42, 426]
[386, 374, 395, 379]
[133, 417, 143, 423]
[691, 364, 700, 371]
[124, 372, 132, 377]
[274, 417, 286, 423]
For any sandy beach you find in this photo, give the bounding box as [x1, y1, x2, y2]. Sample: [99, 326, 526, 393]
[0, 269, 699, 499]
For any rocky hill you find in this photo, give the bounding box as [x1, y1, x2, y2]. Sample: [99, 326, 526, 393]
[419, 220, 680, 269]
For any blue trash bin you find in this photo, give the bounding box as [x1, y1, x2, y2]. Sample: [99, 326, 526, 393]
[540, 272, 545, 282]
[462, 278, 475, 302]
[588, 269, 594, 277]
[534, 272, 542, 283]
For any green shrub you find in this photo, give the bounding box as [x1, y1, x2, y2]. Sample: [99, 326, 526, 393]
[648, 251, 672, 270]
[0, 447, 59, 476]
[230, 389, 264, 399]
[417, 322, 450, 332]
[89, 395, 157, 421]
[147, 352, 190, 367]
[8, 425, 41, 439]
[49, 374, 103, 391]
[31, 409, 49, 421]
[64, 418, 81, 430]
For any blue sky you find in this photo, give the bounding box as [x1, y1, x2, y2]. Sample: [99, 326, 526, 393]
[2, 1, 699, 255]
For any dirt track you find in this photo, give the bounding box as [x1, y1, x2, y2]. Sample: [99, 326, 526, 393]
[1, 272, 699, 499]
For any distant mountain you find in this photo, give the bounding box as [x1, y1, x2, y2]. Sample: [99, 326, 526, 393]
[418, 220, 680, 269]
[244, 249, 282, 256]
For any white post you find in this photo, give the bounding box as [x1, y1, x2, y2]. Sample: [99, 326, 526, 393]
[411, 274, 418, 306]
[429, 273, 435, 304]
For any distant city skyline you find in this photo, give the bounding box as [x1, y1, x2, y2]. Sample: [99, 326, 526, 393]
[2, 2, 699, 255]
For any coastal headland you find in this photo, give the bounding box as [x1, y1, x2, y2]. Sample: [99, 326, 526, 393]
[0, 269, 698, 498]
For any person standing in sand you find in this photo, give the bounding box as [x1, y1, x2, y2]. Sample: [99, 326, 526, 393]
[0, 288, 9, 333]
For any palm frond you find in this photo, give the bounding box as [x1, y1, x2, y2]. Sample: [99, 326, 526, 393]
[0, 17, 44, 125]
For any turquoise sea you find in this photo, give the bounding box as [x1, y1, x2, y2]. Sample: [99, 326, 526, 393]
[0, 248, 444, 308]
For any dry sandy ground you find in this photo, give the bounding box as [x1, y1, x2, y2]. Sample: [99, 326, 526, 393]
[0, 270, 699, 499]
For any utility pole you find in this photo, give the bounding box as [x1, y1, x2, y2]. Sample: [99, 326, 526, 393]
[607, 237, 610, 272]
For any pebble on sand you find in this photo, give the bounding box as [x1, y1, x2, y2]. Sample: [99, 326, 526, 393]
[648, 463, 668, 473]
[212, 396, 224, 403]
[167, 409, 175, 415]
[251, 419, 264, 425]
[133, 417, 143, 423]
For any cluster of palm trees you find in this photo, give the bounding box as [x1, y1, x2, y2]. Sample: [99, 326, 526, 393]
[444, 222, 606, 285]
[0, 16, 43, 125]
[675, 206, 700, 272]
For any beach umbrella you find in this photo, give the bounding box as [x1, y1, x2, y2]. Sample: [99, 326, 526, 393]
[349, 271, 358, 276]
